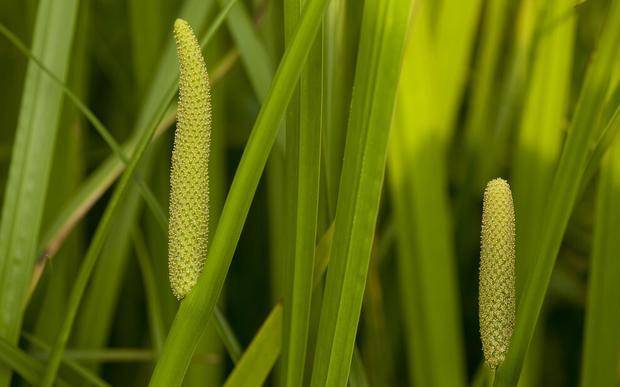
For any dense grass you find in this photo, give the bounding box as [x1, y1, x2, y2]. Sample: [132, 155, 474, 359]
[0, 0, 619, 386]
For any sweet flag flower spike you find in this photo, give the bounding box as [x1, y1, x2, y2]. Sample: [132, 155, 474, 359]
[168, 19, 212, 300]
[479, 178, 516, 369]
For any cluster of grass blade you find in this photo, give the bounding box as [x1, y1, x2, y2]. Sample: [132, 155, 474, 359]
[1, 0, 620, 385]
[309, 0, 413, 385]
[0, 0, 80, 384]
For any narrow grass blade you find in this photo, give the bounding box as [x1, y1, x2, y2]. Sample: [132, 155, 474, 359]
[0, 338, 69, 387]
[310, 0, 413, 384]
[29, 2, 88, 348]
[512, 0, 575, 296]
[223, 304, 283, 387]
[434, 0, 484, 141]
[458, 0, 510, 193]
[148, 0, 331, 383]
[213, 0, 290, 310]
[579, 136, 620, 387]
[33, 348, 217, 363]
[214, 308, 243, 362]
[72, 152, 155, 358]
[322, 0, 361, 217]
[582, 97, 620, 189]
[129, 0, 165, 91]
[0, 0, 79, 384]
[218, 0, 274, 102]
[348, 350, 370, 387]
[22, 333, 110, 387]
[220, 223, 334, 387]
[495, 3, 620, 385]
[213, 0, 291, 310]
[281, 0, 323, 386]
[361, 255, 394, 386]
[133, 228, 166, 352]
[282, 0, 303, 380]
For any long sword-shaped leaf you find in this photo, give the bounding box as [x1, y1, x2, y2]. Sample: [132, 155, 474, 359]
[223, 304, 283, 387]
[310, 0, 413, 384]
[30, 1, 89, 349]
[512, 0, 574, 297]
[0, 0, 79, 384]
[281, 0, 323, 385]
[218, 0, 274, 102]
[457, 0, 510, 194]
[149, 1, 331, 383]
[221, 223, 332, 386]
[322, 0, 360, 218]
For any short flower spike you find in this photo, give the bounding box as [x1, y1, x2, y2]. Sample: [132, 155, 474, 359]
[479, 178, 516, 369]
[168, 19, 212, 300]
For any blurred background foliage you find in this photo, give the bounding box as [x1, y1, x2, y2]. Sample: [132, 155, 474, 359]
[0, 0, 618, 386]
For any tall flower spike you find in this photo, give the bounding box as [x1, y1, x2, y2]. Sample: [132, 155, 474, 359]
[479, 178, 516, 369]
[168, 19, 212, 300]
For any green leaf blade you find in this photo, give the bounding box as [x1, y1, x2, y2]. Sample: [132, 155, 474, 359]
[579, 136, 620, 387]
[223, 304, 283, 387]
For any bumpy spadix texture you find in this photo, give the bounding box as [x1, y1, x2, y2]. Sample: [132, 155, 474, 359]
[479, 178, 515, 368]
[168, 19, 211, 300]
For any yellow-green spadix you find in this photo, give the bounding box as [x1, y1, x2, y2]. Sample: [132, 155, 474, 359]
[479, 178, 515, 369]
[168, 19, 212, 300]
